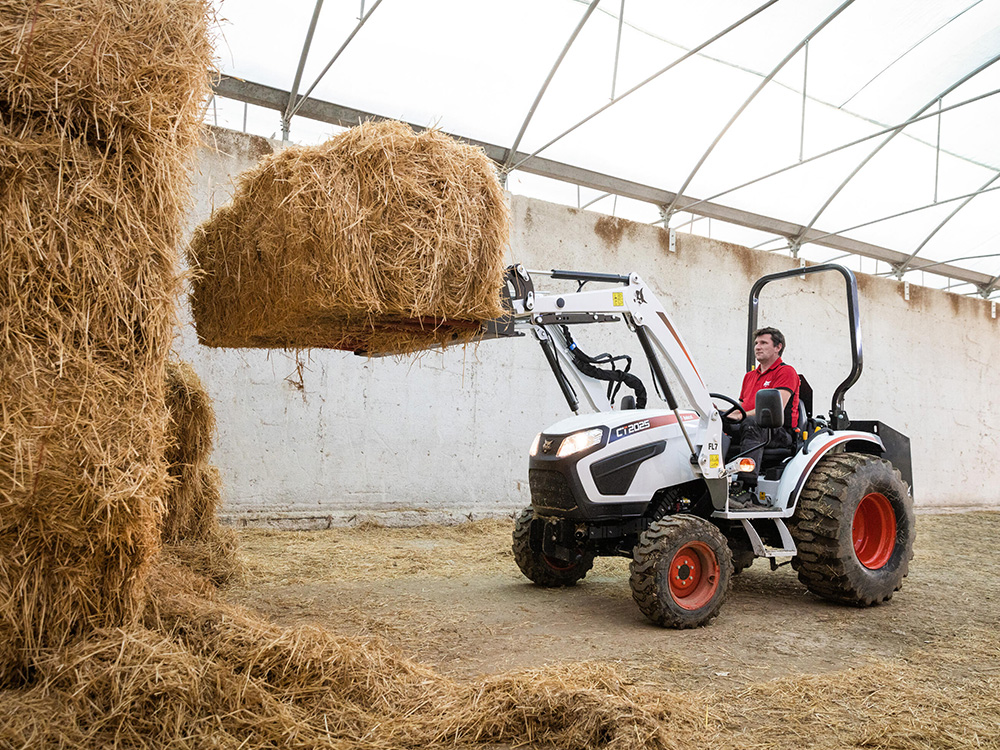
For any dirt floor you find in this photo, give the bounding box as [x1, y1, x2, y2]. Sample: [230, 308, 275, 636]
[227, 511, 1000, 686]
[227, 511, 1000, 746]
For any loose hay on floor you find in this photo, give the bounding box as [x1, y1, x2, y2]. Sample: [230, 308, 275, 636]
[0, 557, 996, 749]
[224, 516, 1000, 749]
[188, 120, 510, 355]
[0, 563, 700, 750]
[0, 0, 212, 682]
[713, 631, 1000, 749]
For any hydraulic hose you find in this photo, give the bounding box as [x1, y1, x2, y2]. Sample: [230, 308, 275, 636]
[561, 327, 647, 408]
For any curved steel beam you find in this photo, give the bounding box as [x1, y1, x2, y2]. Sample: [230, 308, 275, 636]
[502, 0, 603, 171]
[801, 183, 1000, 247]
[795, 51, 1000, 244]
[894, 171, 1000, 277]
[678, 86, 1000, 216]
[611, 0, 626, 99]
[664, 0, 856, 219]
[506, 0, 780, 174]
[840, 0, 985, 109]
[581, 191, 612, 209]
[283, 0, 326, 139]
[287, 0, 386, 122]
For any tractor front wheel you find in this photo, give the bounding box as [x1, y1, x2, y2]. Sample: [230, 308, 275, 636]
[512, 509, 594, 587]
[629, 516, 732, 628]
[789, 453, 914, 606]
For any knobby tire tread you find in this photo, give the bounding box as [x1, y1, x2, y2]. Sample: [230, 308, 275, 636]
[512, 508, 593, 587]
[629, 515, 732, 628]
[789, 453, 914, 607]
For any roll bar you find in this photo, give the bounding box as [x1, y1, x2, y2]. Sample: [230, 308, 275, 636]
[747, 263, 862, 430]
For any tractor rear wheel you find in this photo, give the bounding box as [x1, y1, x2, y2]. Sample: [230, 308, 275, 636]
[789, 453, 914, 606]
[629, 515, 732, 628]
[512, 508, 594, 587]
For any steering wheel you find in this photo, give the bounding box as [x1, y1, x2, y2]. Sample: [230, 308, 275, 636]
[709, 392, 746, 422]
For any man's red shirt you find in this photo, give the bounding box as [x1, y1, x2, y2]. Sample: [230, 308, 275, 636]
[739, 357, 800, 430]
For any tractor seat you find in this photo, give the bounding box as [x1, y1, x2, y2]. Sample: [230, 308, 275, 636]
[760, 387, 809, 467]
[760, 406, 805, 466]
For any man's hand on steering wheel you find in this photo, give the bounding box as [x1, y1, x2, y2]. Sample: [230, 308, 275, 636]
[709, 393, 746, 423]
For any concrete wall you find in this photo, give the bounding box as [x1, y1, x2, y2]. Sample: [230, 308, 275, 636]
[179, 128, 999, 526]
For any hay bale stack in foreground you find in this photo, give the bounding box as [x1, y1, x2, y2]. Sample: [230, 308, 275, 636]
[162, 361, 239, 583]
[162, 361, 219, 542]
[189, 120, 509, 355]
[0, 0, 212, 684]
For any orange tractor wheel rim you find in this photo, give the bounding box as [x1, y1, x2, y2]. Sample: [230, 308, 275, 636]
[668, 542, 720, 610]
[853, 492, 897, 569]
[543, 554, 576, 571]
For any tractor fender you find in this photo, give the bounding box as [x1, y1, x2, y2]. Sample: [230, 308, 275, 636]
[775, 430, 885, 514]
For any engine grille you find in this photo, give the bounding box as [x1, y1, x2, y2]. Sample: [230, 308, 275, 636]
[529, 469, 577, 512]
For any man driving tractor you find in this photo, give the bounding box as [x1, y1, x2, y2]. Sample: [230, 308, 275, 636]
[726, 326, 800, 508]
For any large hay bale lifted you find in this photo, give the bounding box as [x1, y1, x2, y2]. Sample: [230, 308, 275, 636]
[188, 120, 509, 355]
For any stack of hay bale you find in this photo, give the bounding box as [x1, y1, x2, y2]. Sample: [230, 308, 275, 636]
[161, 360, 239, 583]
[0, 6, 705, 749]
[189, 120, 510, 355]
[0, 0, 212, 683]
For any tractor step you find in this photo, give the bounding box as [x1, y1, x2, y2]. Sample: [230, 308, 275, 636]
[715, 507, 786, 520]
[741, 518, 797, 558]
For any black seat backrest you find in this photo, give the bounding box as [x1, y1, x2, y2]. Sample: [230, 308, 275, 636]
[762, 375, 812, 474]
[798, 375, 813, 418]
[790, 374, 812, 433]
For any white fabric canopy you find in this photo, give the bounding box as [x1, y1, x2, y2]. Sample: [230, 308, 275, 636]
[209, 0, 1000, 296]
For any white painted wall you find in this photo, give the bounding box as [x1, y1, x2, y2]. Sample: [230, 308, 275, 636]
[180, 128, 999, 526]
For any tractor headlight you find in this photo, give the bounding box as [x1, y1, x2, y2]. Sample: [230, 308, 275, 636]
[529, 433, 541, 457]
[556, 428, 603, 458]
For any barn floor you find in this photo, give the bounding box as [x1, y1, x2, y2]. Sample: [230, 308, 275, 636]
[227, 511, 1000, 746]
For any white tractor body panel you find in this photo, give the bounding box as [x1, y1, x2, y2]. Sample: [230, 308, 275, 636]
[540, 409, 707, 508]
[775, 430, 885, 513]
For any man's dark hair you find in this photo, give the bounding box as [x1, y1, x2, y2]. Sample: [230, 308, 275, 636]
[753, 326, 785, 355]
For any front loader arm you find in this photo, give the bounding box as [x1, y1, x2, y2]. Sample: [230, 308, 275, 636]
[500, 266, 715, 415]
[492, 265, 726, 480]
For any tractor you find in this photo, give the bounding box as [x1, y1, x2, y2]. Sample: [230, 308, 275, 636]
[493, 263, 914, 627]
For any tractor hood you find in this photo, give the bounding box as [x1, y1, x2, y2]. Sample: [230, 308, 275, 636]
[541, 408, 701, 445]
[529, 408, 706, 520]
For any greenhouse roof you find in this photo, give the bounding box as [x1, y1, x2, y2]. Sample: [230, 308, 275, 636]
[208, 0, 1000, 300]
